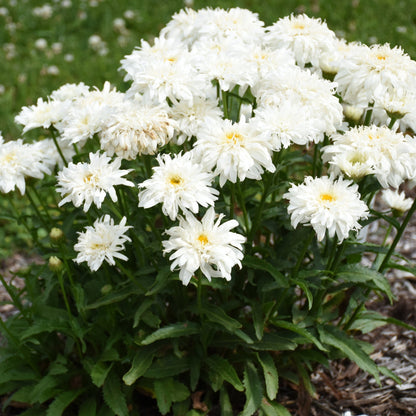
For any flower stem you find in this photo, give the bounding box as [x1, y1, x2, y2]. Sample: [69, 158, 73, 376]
[378, 198, 416, 272]
[292, 229, 315, 277]
[50, 128, 68, 167]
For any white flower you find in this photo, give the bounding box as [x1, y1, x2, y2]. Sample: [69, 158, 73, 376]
[265, 14, 338, 70]
[15, 97, 69, 133]
[56, 151, 134, 211]
[74, 215, 132, 271]
[334, 43, 416, 108]
[193, 117, 275, 187]
[138, 152, 219, 220]
[99, 100, 176, 159]
[0, 135, 53, 194]
[323, 125, 416, 188]
[162, 207, 246, 285]
[381, 189, 413, 214]
[284, 176, 369, 242]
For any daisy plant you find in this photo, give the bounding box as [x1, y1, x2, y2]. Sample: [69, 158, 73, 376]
[1, 8, 416, 416]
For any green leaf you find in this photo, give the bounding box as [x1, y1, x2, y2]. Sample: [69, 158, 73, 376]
[205, 355, 244, 392]
[257, 353, 279, 400]
[243, 256, 288, 288]
[79, 397, 96, 416]
[241, 361, 263, 416]
[318, 325, 380, 383]
[154, 378, 190, 415]
[20, 319, 70, 340]
[86, 283, 143, 310]
[145, 266, 172, 296]
[202, 304, 241, 333]
[272, 320, 327, 351]
[144, 355, 189, 379]
[90, 361, 113, 388]
[219, 386, 233, 416]
[337, 264, 393, 302]
[139, 322, 200, 345]
[251, 333, 297, 351]
[103, 371, 129, 416]
[133, 298, 154, 328]
[252, 304, 264, 340]
[123, 347, 155, 386]
[260, 400, 291, 416]
[46, 390, 83, 416]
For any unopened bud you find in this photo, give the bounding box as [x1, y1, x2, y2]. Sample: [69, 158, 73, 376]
[49, 256, 63, 272]
[50, 227, 64, 243]
[101, 284, 112, 295]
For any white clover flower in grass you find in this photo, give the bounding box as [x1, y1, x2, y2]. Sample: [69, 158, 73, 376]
[138, 152, 219, 221]
[284, 176, 369, 242]
[74, 215, 132, 272]
[193, 117, 275, 187]
[381, 189, 413, 214]
[0, 135, 53, 194]
[162, 207, 246, 285]
[56, 151, 134, 212]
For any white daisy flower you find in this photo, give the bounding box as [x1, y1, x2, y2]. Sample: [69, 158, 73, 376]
[99, 100, 176, 159]
[56, 151, 134, 211]
[284, 176, 369, 242]
[265, 14, 338, 70]
[162, 207, 246, 285]
[0, 135, 53, 194]
[138, 152, 219, 221]
[193, 117, 275, 187]
[74, 215, 132, 271]
[381, 189, 413, 214]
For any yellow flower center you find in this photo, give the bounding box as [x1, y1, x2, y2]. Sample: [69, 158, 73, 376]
[320, 193, 336, 202]
[169, 175, 183, 186]
[197, 234, 209, 245]
[91, 243, 108, 250]
[2, 152, 16, 163]
[293, 23, 305, 30]
[226, 131, 243, 144]
[83, 173, 94, 183]
[376, 54, 387, 61]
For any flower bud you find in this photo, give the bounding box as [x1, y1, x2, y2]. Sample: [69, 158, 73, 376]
[50, 227, 64, 243]
[101, 284, 112, 295]
[49, 256, 63, 272]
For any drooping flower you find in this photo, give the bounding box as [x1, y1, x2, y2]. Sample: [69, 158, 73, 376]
[284, 176, 369, 242]
[74, 215, 132, 271]
[56, 151, 134, 211]
[381, 189, 413, 215]
[162, 207, 246, 285]
[138, 152, 219, 220]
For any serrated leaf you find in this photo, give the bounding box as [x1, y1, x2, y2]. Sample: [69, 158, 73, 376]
[257, 353, 279, 400]
[337, 264, 393, 302]
[86, 284, 143, 310]
[202, 304, 241, 333]
[123, 347, 155, 386]
[272, 320, 327, 351]
[260, 400, 291, 416]
[219, 386, 233, 416]
[243, 256, 288, 288]
[145, 266, 172, 296]
[144, 354, 189, 379]
[90, 362, 113, 388]
[46, 390, 83, 416]
[139, 322, 200, 345]
[241, 361, 263, 416]
[252, 304, 264, 340]
[103, 371, 129, 416]
[206, 355, 244, 392]
[318, 325, 380, 384]
[79, 397, 96, 416]
[154, 378, 190, 415]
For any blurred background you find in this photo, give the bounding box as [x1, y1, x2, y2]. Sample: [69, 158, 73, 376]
[1, 0, 416, 139]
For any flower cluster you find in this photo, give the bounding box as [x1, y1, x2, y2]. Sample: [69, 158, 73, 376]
[4, 7, 416, 286]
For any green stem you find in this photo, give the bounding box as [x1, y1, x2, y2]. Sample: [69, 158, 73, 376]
[116, 260, 146, 292]
[236, 180, 249, 234]
[372, 223, 393, 270]
[221, 90, 229, 119]
[25, 186, 48, 230]
[29, 183, 53, 223]
[363, 102, 374, 126]
[50, 129, 68, 166]
[378, 198, 416, 272]
[388, 116, 397, 129]
[292, 229, 315, 277]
